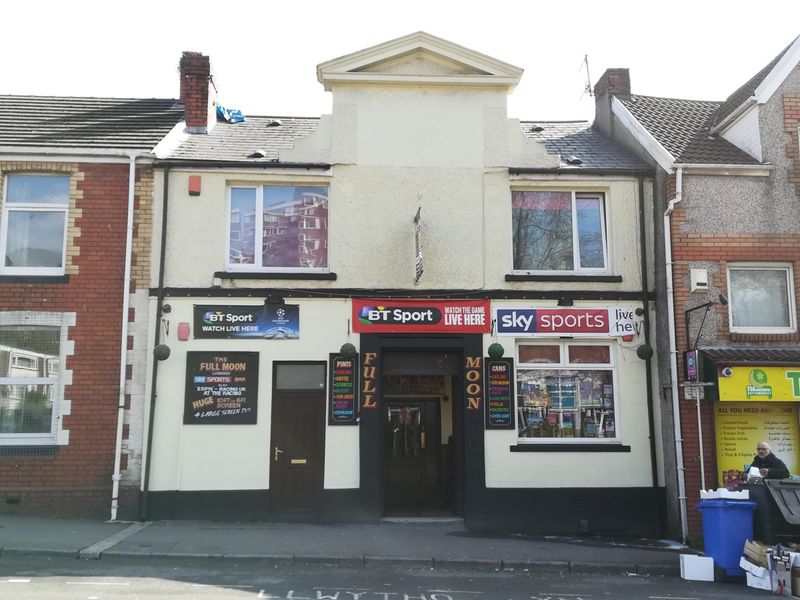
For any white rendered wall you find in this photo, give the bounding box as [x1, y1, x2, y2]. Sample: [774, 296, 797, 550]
[147, 297, 358, 491]
[484, 300, 654, 488]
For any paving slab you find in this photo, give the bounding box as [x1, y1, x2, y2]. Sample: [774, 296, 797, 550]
[0, 515, 127, 555]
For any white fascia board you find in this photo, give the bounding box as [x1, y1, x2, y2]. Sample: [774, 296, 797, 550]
[754, 36, 800, 104]
[675, 163, 772, 176]
[152, 121, 190, 159]
[710, 97, 757, 134]
[0, 147, 154, 163]
[611, 97, 675, 172]
[323, 73, 521, 88]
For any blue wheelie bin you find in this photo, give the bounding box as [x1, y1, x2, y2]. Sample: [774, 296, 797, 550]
[696, 499, 757, 576]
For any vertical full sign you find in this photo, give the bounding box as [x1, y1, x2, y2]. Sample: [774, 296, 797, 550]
[329, 353, 359, 425]
[362, 352, 378, 410]
[184, 351, 259, 424]
[485, 358, 515, 429]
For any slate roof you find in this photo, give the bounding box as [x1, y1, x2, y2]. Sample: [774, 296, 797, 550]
[0, 95, 184, 151]
[167, 116, 321, 162]
[618, 94, 761, 165]
[520, 120, 650, 170]
[713, 39, 796, 128]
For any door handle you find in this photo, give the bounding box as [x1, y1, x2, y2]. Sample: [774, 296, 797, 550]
[274, 446, 284, 462]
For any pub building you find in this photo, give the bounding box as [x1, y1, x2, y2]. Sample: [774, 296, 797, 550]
[138, 33, 664, 535]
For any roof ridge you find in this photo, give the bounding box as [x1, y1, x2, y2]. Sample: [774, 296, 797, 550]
[0, 94, 178, 102]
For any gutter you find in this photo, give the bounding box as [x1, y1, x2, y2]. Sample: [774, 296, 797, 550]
[139, 165, 170, 520]
[110, 153, 141, 521]
[155, 159, 331, 170]
[664, 167, 689, 544]
[509, 167, 653, 177]
[0, 147, 157, 162]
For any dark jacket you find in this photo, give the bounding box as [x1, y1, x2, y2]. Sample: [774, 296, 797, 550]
[751, 452, 790, 479]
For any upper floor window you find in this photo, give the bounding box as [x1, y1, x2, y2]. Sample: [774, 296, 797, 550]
[728, 263, 796, 333]
[1, 174, 70, 276]
[228, 185, 328, 272]
[512, 190, 607, 273]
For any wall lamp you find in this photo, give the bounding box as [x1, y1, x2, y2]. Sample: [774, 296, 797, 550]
[684, 294, 728, 350]
[264, 294, 285, 307]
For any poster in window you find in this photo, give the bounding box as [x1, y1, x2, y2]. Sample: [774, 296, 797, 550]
[184, 351, 259, 424]
[485, 358, 515, 429]
[328, 353, 359, 425]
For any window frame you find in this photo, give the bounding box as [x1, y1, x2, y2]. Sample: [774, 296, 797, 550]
[726, 263, 797, 334]
[515, 339, 620, 444]
[0, 173, 70, 276]
[511, 190, 610, 275]
[0, 312, 72, 446]
[226, 184, 330, 274]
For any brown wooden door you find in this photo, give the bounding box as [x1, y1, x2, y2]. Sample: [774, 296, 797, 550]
[270, 389, 326, 513]
[384, 399, 443, 512]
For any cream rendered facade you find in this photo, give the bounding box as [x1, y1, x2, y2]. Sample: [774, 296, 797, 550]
[142, 33, 662, 534]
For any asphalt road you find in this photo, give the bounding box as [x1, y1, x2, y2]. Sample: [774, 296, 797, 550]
[0, 555, 768, 600]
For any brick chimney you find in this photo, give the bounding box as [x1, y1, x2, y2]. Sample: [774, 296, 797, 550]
[593, 68, 631, 136]
[179, 51, 216, 134]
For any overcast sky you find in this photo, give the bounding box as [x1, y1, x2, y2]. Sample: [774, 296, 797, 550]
[2, 1, 798, 121]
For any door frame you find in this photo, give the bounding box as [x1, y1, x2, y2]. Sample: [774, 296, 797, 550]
[358, 334, 484, 519]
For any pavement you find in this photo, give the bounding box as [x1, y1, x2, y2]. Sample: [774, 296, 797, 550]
[0, 515, 691, 575]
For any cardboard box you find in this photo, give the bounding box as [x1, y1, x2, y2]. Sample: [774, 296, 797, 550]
[680, 554, 714, 581]
[741, 557, 770, 590]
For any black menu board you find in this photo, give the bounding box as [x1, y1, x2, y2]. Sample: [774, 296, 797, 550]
[184, 351, 259, 424]
[329, 353, 359, 425]
[485, 357, 515, 429]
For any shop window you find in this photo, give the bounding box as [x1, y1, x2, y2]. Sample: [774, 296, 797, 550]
[511, 190, 607, 273]
[228, 185, 328, 272]
[1, 174, 70, 275]
[727, 264, 796, 333]
[516, 341, 617, 441]
[0, 312, 72, 445]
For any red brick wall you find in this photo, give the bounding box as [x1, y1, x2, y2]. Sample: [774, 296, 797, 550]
[0, 162, 147, 517]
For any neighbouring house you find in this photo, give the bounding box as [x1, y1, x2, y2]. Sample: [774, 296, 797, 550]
[593, 35, 800, 541]
[142, 34, 665, 536]
[0, 94, 183, 517]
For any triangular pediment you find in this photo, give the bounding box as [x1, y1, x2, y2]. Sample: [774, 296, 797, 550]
[317, 32, 523, 90]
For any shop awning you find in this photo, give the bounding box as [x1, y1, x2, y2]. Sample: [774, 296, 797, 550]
[766, 480, 800, 525]
[702, 347, 800, 365]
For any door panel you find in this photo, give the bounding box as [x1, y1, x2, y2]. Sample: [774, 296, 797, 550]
[270, 390, 325, 513]
[384, 399, 443, 511]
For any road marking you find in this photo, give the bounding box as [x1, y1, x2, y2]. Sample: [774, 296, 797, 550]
[429, 591, 482, 595]
[649, 597, 700, 600]
[192, 583, 254, 588]
[1, 578, 31, 583]
[66, 581, 131, 586]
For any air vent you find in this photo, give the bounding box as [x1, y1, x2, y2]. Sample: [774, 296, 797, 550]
[530, 124, 544, 132]
[266, 119, 283, 127]
[248, 150, 267, 159]
[565, 155, 583, 165]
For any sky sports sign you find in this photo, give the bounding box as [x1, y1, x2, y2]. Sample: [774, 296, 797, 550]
[352, 299, 490, 333]
[193, 305, 300, 339]
[495, 307, 638, 337]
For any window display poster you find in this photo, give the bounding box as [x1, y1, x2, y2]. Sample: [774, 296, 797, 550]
[193, 304, 300, 339]
[485, 358, 515, 429]
[714, 402, 800, 484]
[329, 353, 358, 425]
[184, 351, 259, 424]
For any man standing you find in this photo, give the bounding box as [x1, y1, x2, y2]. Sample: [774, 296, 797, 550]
[751, 442, 790, 479]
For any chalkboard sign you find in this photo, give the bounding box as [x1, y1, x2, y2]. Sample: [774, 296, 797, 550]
[485, 357, 515, 429]
[184, 351, 259, 424]
[328, 353, 359, 425]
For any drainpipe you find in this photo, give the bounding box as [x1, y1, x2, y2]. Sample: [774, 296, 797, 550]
[637, 176, 658, 492]
[139, 165, 170, 520]
[110, 153, 139, 521]
[664, 167, 689, 544]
